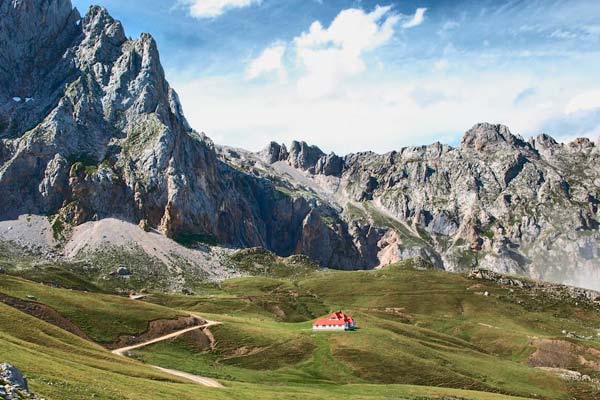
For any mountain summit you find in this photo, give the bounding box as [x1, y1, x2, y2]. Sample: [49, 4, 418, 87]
[1, 1, 599, 289]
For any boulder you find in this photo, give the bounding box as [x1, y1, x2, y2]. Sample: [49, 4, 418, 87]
[0, 363, 29, 391]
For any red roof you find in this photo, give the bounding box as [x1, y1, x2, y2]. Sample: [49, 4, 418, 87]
[314, 318, 346, 326]
[313, 312, 354, 326]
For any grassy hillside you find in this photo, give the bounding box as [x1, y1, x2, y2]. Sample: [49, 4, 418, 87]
[0, 293, 532, 400]
[139, 263, 600, 399]
[0, 275, 182, 342]
[1, 258, 599, 399]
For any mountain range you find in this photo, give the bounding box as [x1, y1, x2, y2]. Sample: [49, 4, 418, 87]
[1, 0, 599, 290]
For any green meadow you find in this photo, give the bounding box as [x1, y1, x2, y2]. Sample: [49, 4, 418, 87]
[1, 259, 599, 399]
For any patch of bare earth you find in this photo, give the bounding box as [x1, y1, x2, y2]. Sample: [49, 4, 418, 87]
[529, 339, 580, 368]
[221, 346, 267, 361]
[529, 339, 600, 375]
[0, 293, 89, 339]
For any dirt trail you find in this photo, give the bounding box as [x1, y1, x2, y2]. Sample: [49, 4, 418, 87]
[153, 366, 224, 388]
[111, 319, 220, 355]
[111, 315, 223, 388]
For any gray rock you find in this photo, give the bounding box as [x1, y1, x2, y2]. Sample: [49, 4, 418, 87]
[0, 363, 28, 391]
[460, 123, 531, 153]
[315, 153, 344, 177]
[261, 142, 288, 164]
[116, 266, 131, 276]
[287, 141, 325, 172]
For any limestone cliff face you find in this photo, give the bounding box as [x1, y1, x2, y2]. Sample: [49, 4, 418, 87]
[1, 1, 598, 288]
[0, 0, 348, 265]
[257, 123, 600, 288]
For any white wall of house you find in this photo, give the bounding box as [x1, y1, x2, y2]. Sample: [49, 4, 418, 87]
[312, 324, 346, 331]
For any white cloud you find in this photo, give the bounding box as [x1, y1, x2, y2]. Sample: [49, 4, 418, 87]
[172, 70, 569, 155]
[293, 5, 400, 99]
[402, 8, 427, 29]
[565, 90, 600, 114]
[550, 29, 578, 40]
[246, 43, 287, 80]
[166, 1, 600, 155]
[181, 0, 261, 19]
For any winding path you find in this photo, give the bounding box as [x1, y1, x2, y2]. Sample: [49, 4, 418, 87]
[153, 366, 224, 388]
[111, 320, 220, 356]
[111, 315, 223, 388]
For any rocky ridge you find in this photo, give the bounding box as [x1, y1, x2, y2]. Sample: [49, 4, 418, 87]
[0, 0, 599, 289]
[243, 122, 600, 289]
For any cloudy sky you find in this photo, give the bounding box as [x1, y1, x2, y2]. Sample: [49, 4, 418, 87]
[72, 0, 600, 154]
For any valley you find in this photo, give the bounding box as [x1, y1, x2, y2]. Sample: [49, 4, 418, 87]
[1, 253, 599, 399]
[1, 1, 599, 399]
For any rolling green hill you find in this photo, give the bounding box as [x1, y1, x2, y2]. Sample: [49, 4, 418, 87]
[1, 259, 599, 399]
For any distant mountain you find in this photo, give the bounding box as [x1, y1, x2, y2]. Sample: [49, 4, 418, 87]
[1, 0, 599, 289]
[246, 125, 600, 288]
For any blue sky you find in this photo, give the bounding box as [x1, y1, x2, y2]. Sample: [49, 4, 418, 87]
[71, 0, 600, 153]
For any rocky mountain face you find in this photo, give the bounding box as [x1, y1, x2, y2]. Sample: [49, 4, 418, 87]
[0, 0, 598, 289]
[0, 0, 364, 269]
[250, 124, 600, 289]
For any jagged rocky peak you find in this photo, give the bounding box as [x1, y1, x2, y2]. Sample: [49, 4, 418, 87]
[460, 123, 531, 152]
[568, 137, 595, 151]
[288, 140, 326, 171]
[262, 140, 344, 176]
[529, 133, 559, 152]
[82, 5, 125, 41]
[315, 152, 344, 176]
[0, 0, 184, 140]
[261, 141, 289, 163]
[0, 0, 203, 224]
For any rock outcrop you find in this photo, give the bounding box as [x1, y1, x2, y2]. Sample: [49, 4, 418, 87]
[469, 268, 600, 303]
[0, 363, 39, 399]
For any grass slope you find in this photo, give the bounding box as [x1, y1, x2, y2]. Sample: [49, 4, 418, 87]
[0, 275, 182, 342]
[0, 296, 530, 400]
[1, 259, 600, 399]
[138, 263, 600, 400]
